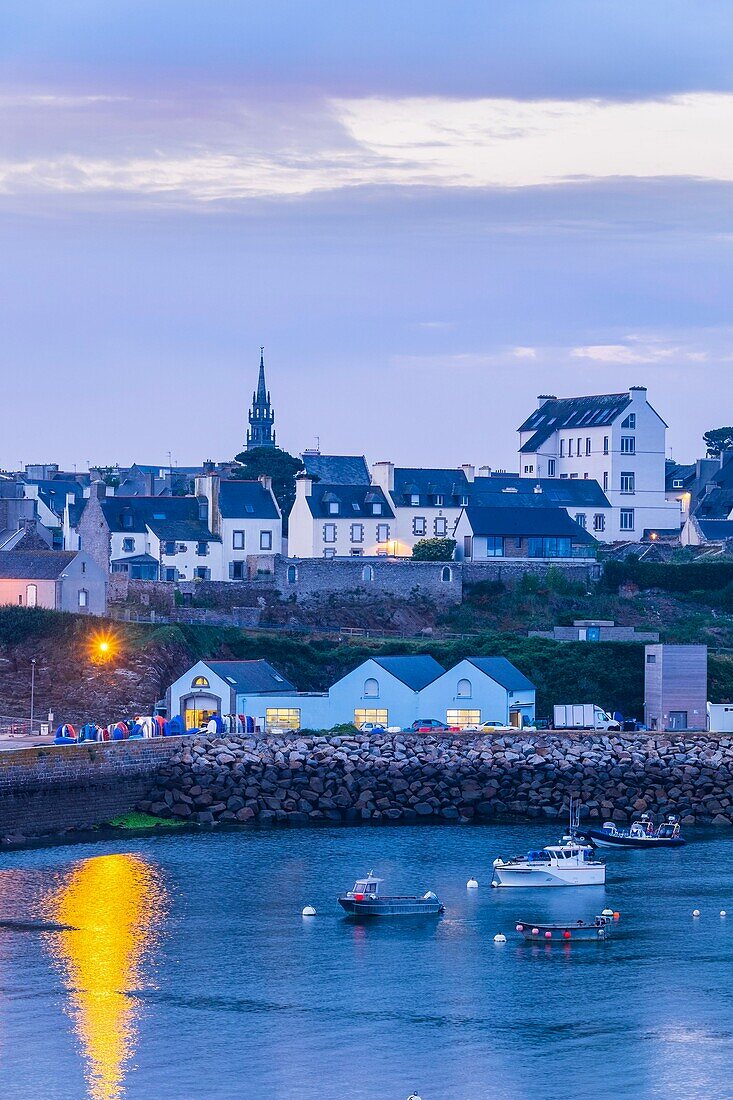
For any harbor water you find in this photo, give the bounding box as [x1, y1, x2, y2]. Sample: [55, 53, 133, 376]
[0, 823, 732, 1100]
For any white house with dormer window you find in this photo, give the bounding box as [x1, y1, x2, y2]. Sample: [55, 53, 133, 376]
[370, 462, 473, 555]
[288, 476, 395, 558]
[516, 386, 680, 541]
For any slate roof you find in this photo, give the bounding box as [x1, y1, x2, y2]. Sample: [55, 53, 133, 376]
[305, 482, 394, 519]
[697, 520, 733, 541]
[203, 660, 296, 694]
[372, 655, 445, 691]
[25, 479, 83, 518]
[218, 480, 280, 520]
[470, 476, 609, 510]
[302, 454, 371, 485]
[665, 462, 696, 493]
[0, 550, 77, 579]
[461, 505, 596, 543]
[466, 657, 535, 693]
[518, 393, 633, 452]
[391, 468, 470, 507]
[110, 553, 159, 565]
[100, 497, 218, 541]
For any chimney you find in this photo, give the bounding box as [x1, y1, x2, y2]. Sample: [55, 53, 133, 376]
[259, 474, 273, 492]
[372, 461, 395, 493]
[92, 480, 107, 501]
[460, 464, 475, 483]
[478, 466, 492, 478]
[537, 394, 556, 408]
[202, 458, 215, 475]
[194, 471, 221, 535]
[629, 385, 648, 400]
[296, 474, 313, 499]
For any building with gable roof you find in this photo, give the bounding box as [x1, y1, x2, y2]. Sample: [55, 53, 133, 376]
[301, 451, 371, 485]
[370, 462, 472, 554]
[516, 386, 680, 541]
[419, 657, 535, 728]
[288, 475, 395, 558]
[194, 471, 282, 578]
[0, 549, 106, 614]
[453, 505, 597, 560]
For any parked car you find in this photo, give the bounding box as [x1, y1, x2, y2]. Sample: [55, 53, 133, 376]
[358, 722, 386, 734]
[406, 718, 448, 733]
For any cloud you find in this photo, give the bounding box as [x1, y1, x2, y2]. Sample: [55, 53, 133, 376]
[512, 346, 537, 359]
[1, 90, 733, 204]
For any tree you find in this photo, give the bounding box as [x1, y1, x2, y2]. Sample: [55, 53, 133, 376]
[703, 427, 733, 458]
[231, 447, 304, 530]
[411, 537, 456, 561]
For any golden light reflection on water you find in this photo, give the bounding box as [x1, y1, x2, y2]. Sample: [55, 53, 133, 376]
[43, 854, 168, 1100]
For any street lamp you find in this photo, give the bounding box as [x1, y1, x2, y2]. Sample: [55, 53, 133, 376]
[30, 658, 36, 733]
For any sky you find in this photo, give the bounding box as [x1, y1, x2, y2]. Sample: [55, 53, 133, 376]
[1, 1, 732, 472]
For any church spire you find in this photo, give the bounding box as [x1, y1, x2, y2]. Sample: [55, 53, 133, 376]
[246, 346, 276, 450]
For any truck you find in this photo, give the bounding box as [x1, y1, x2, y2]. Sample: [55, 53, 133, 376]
[553, 704, 620, 731]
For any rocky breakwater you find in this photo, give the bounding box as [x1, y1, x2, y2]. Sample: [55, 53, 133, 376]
[140, 730, 733, 827]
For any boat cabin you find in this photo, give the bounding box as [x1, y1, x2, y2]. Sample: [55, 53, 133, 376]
[347, 875, 383, 900]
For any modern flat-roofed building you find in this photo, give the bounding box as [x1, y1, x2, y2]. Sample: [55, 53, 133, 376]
[644, 644, 707, 732]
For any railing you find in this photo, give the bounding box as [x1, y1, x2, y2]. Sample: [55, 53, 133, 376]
[0, 715, 45, 738]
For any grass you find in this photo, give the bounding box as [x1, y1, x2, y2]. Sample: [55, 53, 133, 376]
[104, 811, 182, 830]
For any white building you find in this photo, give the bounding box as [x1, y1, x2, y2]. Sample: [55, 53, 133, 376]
[370, 463, 472, 555]
[516, 386, 680, 541]
[288, 476, 395, 558]
[195, 473, 282, 579]
[101, 496, 223, 581]
[419, 657, 536, 728]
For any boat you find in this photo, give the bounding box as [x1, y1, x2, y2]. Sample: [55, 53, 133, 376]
[337, 872, 444, 917]
[514, 914, 615, 942]
[491, 800, 606, 888]
[577, 814, 685, 850]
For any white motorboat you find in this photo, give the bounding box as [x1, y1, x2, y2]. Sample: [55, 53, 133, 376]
[491, 837, 606, 888]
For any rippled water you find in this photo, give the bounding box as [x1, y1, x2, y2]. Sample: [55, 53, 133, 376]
[0, 824, 732, 1100]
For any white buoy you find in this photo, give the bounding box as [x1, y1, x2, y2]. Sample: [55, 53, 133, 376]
[466, 877, 479, 889]
[601, 908, 614, 917]
[493, 933, 507, 944]
[407, 1094, 423, 1100]
[302, 906, 317, 917]
[692, 909, 701, 918]
[721, 910, 727, 918]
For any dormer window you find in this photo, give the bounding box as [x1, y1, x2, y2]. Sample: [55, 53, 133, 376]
[410, 494, 420, 506]
[122, 513, 133, 529]
[672, 479, 683, 489]
[434, 494, 444, 506]
[328, 502, 339, 515]
[372, 503, 382, 515]
[460, 495, 469, 507]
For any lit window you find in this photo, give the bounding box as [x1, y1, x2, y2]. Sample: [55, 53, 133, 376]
[354, 708, 388, 729]
[446, 709, 480, 728]
[192, 675, 210, 687]
[266, 708, 301, 729]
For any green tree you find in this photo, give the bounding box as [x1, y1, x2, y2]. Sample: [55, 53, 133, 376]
[411, 537, 456, 561]
[703, 426, 733, 457]
[231, 447, 304, 530]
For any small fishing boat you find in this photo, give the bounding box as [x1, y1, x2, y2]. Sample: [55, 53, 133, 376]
[491, 800, 605, 888]
[515, 914, 616, 943]
[337, 873, 444, 917]
[577, 814, 685, 850]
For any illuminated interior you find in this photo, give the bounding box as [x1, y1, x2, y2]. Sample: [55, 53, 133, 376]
[44, 854, 168, 1100]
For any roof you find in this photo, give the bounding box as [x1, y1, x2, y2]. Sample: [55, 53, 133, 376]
[100, 497, 218, 541]
[301, 454, 371, 485]
[305, 482, 394, 519]
[25, 479, 83, 517]
[461, 505, 597, 543]
[518, 393, 633, 451]
[470, 475, 609, 510]
[371, 655, 445, 690]
[465, 657, 535, 693]
[665, 462, 696, 492]
[218, 480, 280, 520]
[110, 553, 159, 565]
[392, 468, 469, 507]
[203, 660, 296, 694]
[697, 520, 733, 541]
[0, 550, 77, 579]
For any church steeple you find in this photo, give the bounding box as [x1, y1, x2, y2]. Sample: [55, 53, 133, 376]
[246, 346, 276, 450]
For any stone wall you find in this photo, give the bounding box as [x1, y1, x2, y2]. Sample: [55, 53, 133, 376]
[142, 729, 733, 828]
[273, 556, 462, 605]
[463, 560, 602, 585]
[0, 737, 184, 839]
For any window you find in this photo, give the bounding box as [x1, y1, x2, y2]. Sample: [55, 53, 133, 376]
[350, 523, 364, 543]
[575, 513, 587, 529]
[194, 567, 209, 580]
[620, 436, 636, 454]
[446, 709, 480, 729]
[523, 465, 534, 474]
[78, 588, 88, 608]
[620, 509, 635, 531]
[568, 439, 574, 457]
[560, 440, 565, 457]
[463, 535, 473, 559]
[620, 472, 635, 495]
[232, 530, 245, 550]
[122, 512, 133, 529]
[603, 472, 609, 492]
[196, 541, 208, 556]
[328, 501, 339, 515]
[192, 675, 210, 687]
[434, 517, 447, 537]
[260, 531, 273, 550]
[514, 537, 522, 549]
[323, 548, 336, 558]
[410, 494, 420, 506]
[372, 503, 382, 515]
[364, 677, 379, 697]
[548, 459, 556, 477]
[603, 436, 609, 455]
[460, 495, 469, 507]
[376, 523, 390, 543]
[81, 561, 86, 573]
[441, 566, 452, 583]
[25, 583, 37, 608]
[456, 678, 472, 698]
[486, 536, 504, 557]
[672, 479, 683, 489]
[577, 438, 581, 455]
[18, 595, 22, 605]
[230, 561, 246, 579]
[528, 537, 572, 558]
[266, 708, 301, 729]
[434, 494, 444, 506]
[164, 567, 177, 582]
[570, 473, 578, 479]
[323, 523, 337, 543]
[163, 540, 175, 556]
[646, 654, 657, 664]
[361, 564, 374, 582]
[586, 438, 591, 456]
[287, 565, 298, 584]
[621, 412, 636, 429]
[354, 708, 388, 729]
[122, 537, 135, 553]
[413, 517, 426, 537]
[350, 548, 364, 556]
[594, 514, 606, 532]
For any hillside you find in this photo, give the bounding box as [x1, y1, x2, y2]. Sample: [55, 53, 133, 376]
[1, 603, 731, 727]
